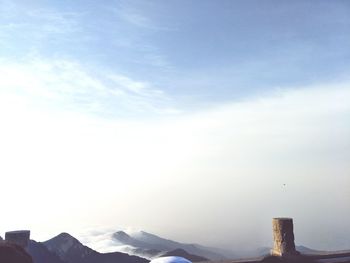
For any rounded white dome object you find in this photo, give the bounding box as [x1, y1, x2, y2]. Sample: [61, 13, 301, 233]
[150, 256, 192, 263]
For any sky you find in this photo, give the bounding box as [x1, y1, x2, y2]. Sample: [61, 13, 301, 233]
[0, 0, 349, 252]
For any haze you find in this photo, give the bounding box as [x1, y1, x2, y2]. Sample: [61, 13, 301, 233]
[0, 0, 349, 253]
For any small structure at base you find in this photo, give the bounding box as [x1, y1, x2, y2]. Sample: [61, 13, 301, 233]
[5, 230, 30, 248]
[271, 218, 299, 257]
[150, 256, 192, 263]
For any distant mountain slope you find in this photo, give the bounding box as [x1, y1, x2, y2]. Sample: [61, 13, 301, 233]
[117, 245, 163, 259]
[296, 246, 326, 255]
[27, 240, 66, 263]
[113, 231, 157, 250]
[252, 245, 328, 258]
[0, 242, 33, 263]
[44, 232, 149, 263]
[162, 248, 208, 262]
[116, 230, 231, 260]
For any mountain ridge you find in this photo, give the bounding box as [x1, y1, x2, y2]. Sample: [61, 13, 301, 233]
[43, 232, 149, 263]
[117, 230, 229, 260]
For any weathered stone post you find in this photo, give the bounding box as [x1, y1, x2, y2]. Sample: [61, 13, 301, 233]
[271, 218, 299, 257]
[5, 230, 30, 248]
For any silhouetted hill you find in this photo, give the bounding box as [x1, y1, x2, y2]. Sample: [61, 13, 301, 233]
[44, 232, 149, 263]
[162, 248, 208, 262]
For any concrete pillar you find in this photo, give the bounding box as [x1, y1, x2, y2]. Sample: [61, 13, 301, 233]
[271, 218, 299, 257]
[5, 230, 30, 248]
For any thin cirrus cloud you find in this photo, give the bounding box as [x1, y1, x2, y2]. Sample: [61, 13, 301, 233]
[0, 2, 81, 44]
[0, 0, 173, 83]
[119, 10, 156, 30]
[0, 57, 179, 117]
[114, 0, 175, 32]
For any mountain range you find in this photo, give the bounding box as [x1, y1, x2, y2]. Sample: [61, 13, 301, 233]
[87, 229, 336, 260]
[23, 230, 233, 263]
[109, 230, 234, 260]
[20, 230, 328, 263]
[26, 232, 148, 263]
[25, 231, 218, 263]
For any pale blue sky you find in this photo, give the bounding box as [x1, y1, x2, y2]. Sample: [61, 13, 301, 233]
[0, 0, 349, 252]
[1, 0, 350, 115]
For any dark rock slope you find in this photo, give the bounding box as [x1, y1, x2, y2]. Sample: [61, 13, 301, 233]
[0, 242, 33, 263]
[27, 239, 67, 263]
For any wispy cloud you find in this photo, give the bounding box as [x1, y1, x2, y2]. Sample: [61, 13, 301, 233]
[25, 9, 82, 34]
[108, 74, 164, 97]
[0, 2, 81, 39]
[0, 56, 179, 117]
[0, 0, 176, 116]
[114, 1, 174, 31]
[106, 1, 174, 69]
[119, 11, 154, 29]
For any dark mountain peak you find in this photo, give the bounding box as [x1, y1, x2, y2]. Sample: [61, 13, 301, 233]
[113, 231, 133, 243]
[45, 232, 80, 243]
[55, 232, 77, 241]
[58, 232, 70, 237]
[139, 230, 152, 235]
[44, 232, 93, 261]
[114, 231, 131, 238]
